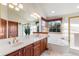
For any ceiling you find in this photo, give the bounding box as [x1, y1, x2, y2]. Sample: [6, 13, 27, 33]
[3, 3, 79, 23]
[23, 3, 79, 17]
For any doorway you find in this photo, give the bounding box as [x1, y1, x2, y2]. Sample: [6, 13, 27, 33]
[69, 16, 79, 50]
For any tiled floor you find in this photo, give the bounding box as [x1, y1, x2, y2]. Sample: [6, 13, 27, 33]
[41, 43, 79, 56]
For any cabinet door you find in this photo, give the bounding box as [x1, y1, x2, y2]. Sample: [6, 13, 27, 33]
[44, 38, 47, 50]
[40, 39, 44, 53]
[19, 48, 24, 56]
[24, 44, 33, 56]
[8, 21, 18, 38]
[34, 44, 41, 56]
[40, 38, 48, 54]
[34, 41, 41, 56]
[0, 19, 7, 39]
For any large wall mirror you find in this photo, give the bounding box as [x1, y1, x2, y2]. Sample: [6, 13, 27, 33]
[69, 16, 79, 50]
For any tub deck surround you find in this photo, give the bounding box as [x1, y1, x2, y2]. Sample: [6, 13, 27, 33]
[0, 34, 48, 56]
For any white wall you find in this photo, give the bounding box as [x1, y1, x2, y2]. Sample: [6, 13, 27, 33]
[47, 12, 79, 46]
[0, 5, 8, 19]
[62, 12, 79, 49]
[60, 12, 79, 42]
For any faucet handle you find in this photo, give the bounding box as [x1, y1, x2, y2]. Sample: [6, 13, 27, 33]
[8, 41, 11, 45]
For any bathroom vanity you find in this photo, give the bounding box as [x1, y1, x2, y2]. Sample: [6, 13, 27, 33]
[7, 37, 47, 56]
[0, 34, 48, 56]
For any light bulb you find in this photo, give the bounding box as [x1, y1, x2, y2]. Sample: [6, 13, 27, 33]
[31, 14, 38, 19]
[15, 7, 20, 11]
[33, 13, 40, 18]
[9, 4, 14, 8]
[18, 4, 23, 9]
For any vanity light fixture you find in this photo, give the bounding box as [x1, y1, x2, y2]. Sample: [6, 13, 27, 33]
[31, 14, 38, 19]
[8, 3, 23, 11]
[18, 4, 23, 9]
[9, 4, 14, 8]
[33, 13, 40, 18]
[15, 7, 20, 11]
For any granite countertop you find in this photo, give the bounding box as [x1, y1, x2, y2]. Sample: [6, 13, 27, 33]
[0, 34, 48, 56]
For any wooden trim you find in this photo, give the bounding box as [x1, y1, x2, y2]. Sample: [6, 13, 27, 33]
[41, 17, 62, 22]
[47, 18, 62, 22]
[69, 16, 79, 18]
[41, 17, 47, 22]
[33, 32, 48, 34]
[49, 32, 62, 34]
[68, 17, 70, 47]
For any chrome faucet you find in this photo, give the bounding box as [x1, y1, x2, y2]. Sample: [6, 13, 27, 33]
[8, 37, 17, 45]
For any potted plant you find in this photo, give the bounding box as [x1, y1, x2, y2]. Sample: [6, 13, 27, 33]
[25, 28, 28, 35]
[25, 23, 30, 35]
[27, 25, 30, 35]
[35, 21, 39, 32]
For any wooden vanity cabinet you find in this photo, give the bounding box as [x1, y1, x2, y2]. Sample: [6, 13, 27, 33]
[8, 21, 18, 38]
[40, 39, 44, 53]
[7, 44, 34, 56]
[24, 44, 33, 56]
[40, 38, 47, 53]
[31, 38, 47, 56]
[19, 48, 24, 56]
[7, 50, 20, 56]
[0, 19, 7, 39]
[34, 41, 41, 56]
[7, 38, 48, 56]
[43, 38, 48, 50]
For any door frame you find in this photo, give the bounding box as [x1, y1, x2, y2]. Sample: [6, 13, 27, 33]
[68, 16, 79, 47]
